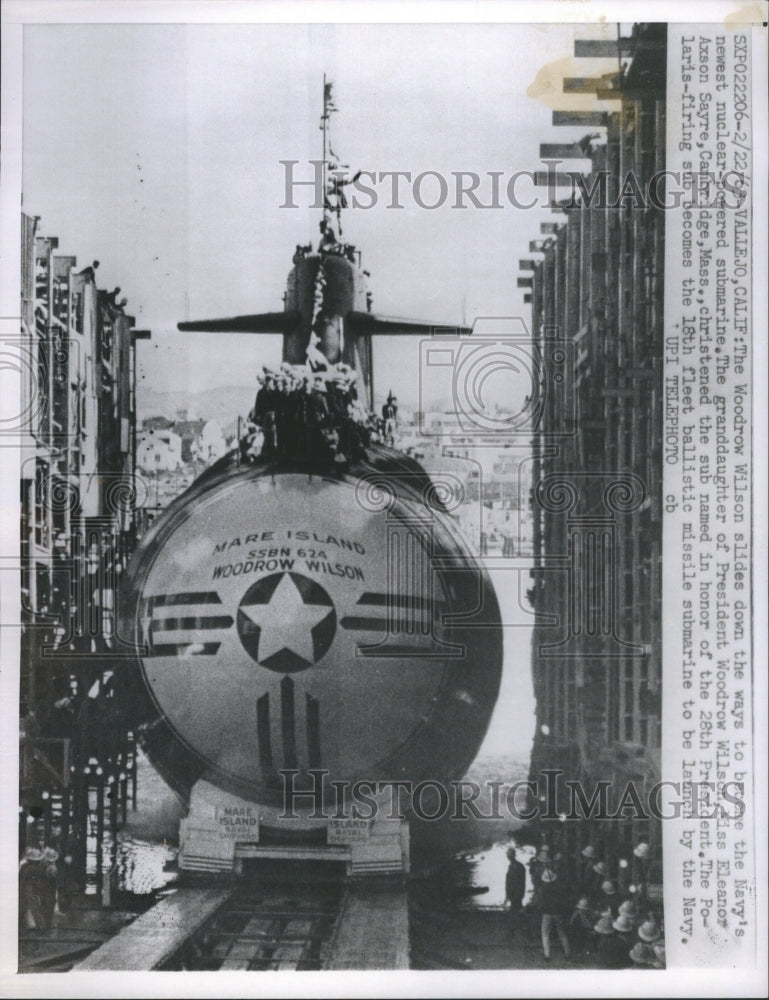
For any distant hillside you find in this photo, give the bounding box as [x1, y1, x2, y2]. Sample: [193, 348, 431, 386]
[136, 385, 255, 432]
[137, 384, 464, 431]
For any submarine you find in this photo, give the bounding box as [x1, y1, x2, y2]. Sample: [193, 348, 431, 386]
[118, 84, 504, 875]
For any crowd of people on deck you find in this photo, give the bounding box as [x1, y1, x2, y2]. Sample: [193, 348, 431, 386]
[505, 840, 664, 968]
[239, 362, 397, 469]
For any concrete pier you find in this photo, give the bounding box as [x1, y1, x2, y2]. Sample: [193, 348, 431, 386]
[325, 884, 409, 970]
[74, 888, 230, 970]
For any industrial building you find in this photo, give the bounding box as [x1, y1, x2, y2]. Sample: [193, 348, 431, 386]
[19, 212, 149, 891]
[524, 24, 666, 893]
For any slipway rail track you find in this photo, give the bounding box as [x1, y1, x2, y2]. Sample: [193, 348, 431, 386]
[74, 872, 408, 971]
[158, 883, 342, 971]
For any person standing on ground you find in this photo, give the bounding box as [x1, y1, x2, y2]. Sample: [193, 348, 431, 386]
[599, 879, 620, 918]
[588, 859, 608, 900]
[632, 841, 651, 903]
[36, 846, 59, 930]
[538, 863, 572, 962]
[611, 911, 637, 964]
[18, 847, 43, 931]
[505, 846, 526, 936]
[568, 897, 595, 963]
[529, 844, 551, 903]
[593, 912, 627, 969]
[578, 844, 596, 895]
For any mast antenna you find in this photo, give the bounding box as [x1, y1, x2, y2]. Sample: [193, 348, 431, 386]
[320, 77, 353, 246]
[321, 73, 329, 236]
[321, 75, 339, 243]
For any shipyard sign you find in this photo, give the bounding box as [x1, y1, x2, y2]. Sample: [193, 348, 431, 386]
[327, 818, 371, 843]
[215, 804, 259, 841]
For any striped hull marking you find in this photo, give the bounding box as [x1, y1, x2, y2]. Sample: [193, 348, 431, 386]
[339, 592, 436, 633]
[256, 685, 323, 778]
[142, 591, 231, 658]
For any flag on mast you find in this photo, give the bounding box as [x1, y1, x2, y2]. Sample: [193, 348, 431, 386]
[323, 81, 337, 116]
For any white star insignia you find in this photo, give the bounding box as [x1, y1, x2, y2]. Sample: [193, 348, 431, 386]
[240, 573, 330, 664]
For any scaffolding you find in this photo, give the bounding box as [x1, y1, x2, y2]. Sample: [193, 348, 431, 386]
[524, 24, 666, 885]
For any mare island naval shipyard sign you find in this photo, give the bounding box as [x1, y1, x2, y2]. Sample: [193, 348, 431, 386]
[0, 3, 766, 997]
